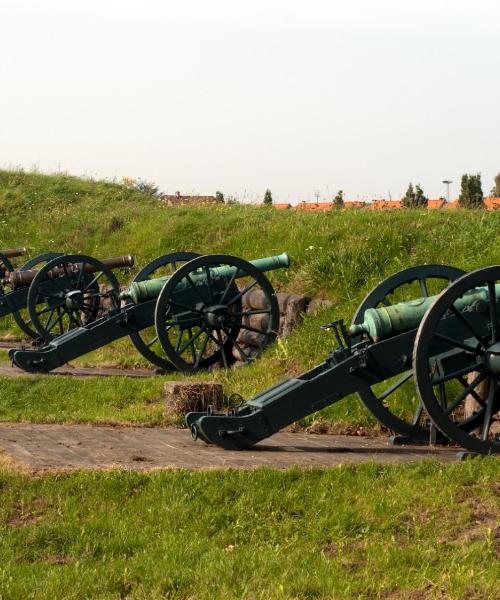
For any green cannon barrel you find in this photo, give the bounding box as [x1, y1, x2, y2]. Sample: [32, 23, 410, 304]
[122, 253, 291, 304]
[349, 283, 500, 341]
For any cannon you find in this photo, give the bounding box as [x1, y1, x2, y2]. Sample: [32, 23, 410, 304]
[187, 264, 500, 456]
[10, 252, 290, 372]
[0, 252, 134, 340]
[1, 248, 67, 337]
[0, 247, 27, 279]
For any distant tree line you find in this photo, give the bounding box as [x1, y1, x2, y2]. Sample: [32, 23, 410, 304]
[399, 171, 500, 209]
[124, 172, 500, 208]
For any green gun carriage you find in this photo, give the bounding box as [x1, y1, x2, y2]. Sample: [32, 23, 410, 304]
[10, 251, 290, 372]
[0, 250, 134, 340]
[186, 264, 500, 456]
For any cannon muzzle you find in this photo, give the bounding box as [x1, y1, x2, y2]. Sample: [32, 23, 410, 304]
[7, 255, 135, 288]
[1, 247, 27, 259]
[122, 252, 290, 304]
[349, 283, 500, 341]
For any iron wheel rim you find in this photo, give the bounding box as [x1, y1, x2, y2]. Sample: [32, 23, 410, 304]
[352, 264, 465, 440]
[27, 254, 120, 342]
[128, 252, 201, 370]
[154, 254, 279, 372]
[414, 265, 500, 455]
[11, 252, 65, 339]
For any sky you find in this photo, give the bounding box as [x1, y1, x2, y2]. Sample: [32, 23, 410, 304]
[1, 0, 499, 203]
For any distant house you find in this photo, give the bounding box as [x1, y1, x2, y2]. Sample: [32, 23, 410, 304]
[269, 195, 500, 211]
[273, 203, 292, 210]
[369, 200, 402, 210]
[484, 197, 500, 210]
[427, 198, 446, 210]
[164, 191, 217, 206]
[294, 202, 333, 212]
[344, 201, 366, 209]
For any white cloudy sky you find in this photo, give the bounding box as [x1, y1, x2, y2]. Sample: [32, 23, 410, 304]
[1, 0, 499, 202]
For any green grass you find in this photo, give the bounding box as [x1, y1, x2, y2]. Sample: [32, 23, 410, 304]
[0, 460, 498, 599]
[0, 350, 376, 431]
[0, 375, 168, 426]
[1, 169, 499, 428]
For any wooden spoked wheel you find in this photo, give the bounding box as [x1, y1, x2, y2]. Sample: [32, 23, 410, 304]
[414, 266, 500, 455]
[27, 254, 120, 342]
[128, 252, 201, 370]
[351, 264, 465, 440]
[154, 254, 280, 372]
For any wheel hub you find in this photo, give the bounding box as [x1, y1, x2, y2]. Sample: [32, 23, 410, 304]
[204, 304, 228, 328]
[65, 290, 84, 310]
[484, 341, 500, 377]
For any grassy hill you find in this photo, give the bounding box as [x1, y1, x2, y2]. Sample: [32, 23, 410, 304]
[2, 169, 499, 301]
[1, 169, 499, 429]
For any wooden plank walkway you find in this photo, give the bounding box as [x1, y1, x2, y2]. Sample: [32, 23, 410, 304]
[0, 423, 460, 472]
[0, 362, 158, 379]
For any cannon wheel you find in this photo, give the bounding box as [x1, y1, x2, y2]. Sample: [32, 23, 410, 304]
[0, 253, 16, 330]
[154, 254, 280, 372]
[414, 266, 500, 455]
[128, 252, 201, 370]
[0, 253, 15, 294]
[27, 254, 121, 342]
[351, 264, 465, 440]
[10, 253, 65, 340]
[0, 253, 15, 279]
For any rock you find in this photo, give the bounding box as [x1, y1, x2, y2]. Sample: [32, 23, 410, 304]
[164, 381, 223, 419]
[236, 329, 267, 348]
[307, 298, 334, 316]
[247, 313, 270, 331]
[281, 294, 308, 336]
[231, 344, 259, 362]
[244, 289, 269, 310]
[277, 292, 291, 314]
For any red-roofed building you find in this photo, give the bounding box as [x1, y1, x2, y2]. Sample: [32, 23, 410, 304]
[270, 196, 500, 211]
[369, 200, 402, 210]
[484, 197, 500, 210]
[427, 198, 446, 210]
[294, 202, 333, 211]
[344, 201, 366, 209]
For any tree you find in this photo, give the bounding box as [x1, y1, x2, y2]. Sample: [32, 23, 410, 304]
[263, 189, 273, 206]
[414, 184, 428, 207]
[458, 173, 484, 208]
[401, 182, 428, 208]
[122, 177, 161, 198]
[491, 173, 500, 197]
[215, 191, 224, 203]
[402, 183, 415, 208]
[333, 190, 344, 208]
